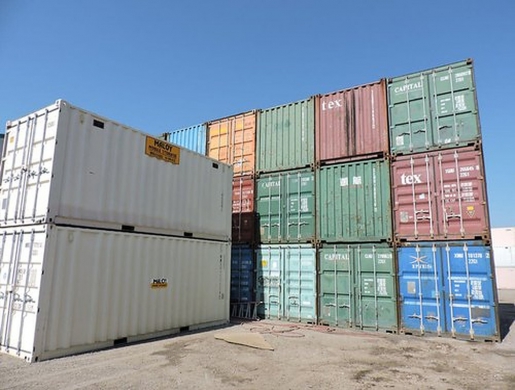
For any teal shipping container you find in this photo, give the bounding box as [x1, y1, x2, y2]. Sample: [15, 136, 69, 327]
[256, 244, 316, 323]
[317, 158, 392, 243]
[257, 98, 315, 173]
[388, 59, 480, 155]
[319, 244, 397, 332]
[256, 169, 315, 243]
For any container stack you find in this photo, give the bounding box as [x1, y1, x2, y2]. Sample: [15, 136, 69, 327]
[0, 100, 233, 362]
[254, 98, 317, 323]
[205, 112, 258, 317]
[315, 81, 398, 333]
[388, 59, 500, 341]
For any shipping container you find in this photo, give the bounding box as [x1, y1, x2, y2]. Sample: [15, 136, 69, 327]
[256, 244, 316, 323]
[317, 158, 392, 243]
[207, 111, 256, 176]
[391, 146, 489, 242]
[162, 124, 207, 155]
[316, 80, 389, 164]
[0, 224, 231, 362]
[257, 98, 315, 173]
[256, 169, 315, 243]
[318, 244, 397, 332]
[232, 175, 255, 214]
[388, 59, 480, 155]
[495, 267, 515, 291]
[397, 241, 499, 341]
[232, 213, 256, 244]
[1, 100, 232, 240]
[231, 245, 255, 303]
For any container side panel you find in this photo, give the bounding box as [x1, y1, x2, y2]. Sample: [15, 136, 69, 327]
[283, 245, 316, 322]
[388, 74, 431, 155]
[317, 159, 392, 242]
[208, 112, 256, 176]
[231, 213, 256, 244]
[0, 227, 47, 361]
[257, 99, 314, 173]
[284, 170, 315, 242]
[167, 124, 207, 155]
[256, 245, 282, 319]
[443, 244, 498, 339]
[317, 81, 388, 163]
[256, 174, 283, 243]
[430, 62, 480, 148]
[392, 155, 437, 241]
[231, 245, 255, 303]
[398, 245, 445, 335]
[435, 148, 489, 240]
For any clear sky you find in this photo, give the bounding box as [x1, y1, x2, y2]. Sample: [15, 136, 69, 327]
[1, 1, 513, 228]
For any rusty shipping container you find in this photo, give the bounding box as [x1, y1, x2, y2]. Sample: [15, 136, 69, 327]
[257, 98, 315, 173]
[207, 111, 256, 176]
[316, 80, 389, 164]
[391, 146, 490, 242]
[232, 175, 256, 243]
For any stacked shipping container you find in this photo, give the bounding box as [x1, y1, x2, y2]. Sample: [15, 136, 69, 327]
[0, 100, 233, 362]
[315, 80, 398, 332]
[388, 60, 499, 341]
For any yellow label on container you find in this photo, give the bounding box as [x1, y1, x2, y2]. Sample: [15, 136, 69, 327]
[145, 136, 180, 164]
[261, 260, 268, 267]
[150, 278, 168, 289]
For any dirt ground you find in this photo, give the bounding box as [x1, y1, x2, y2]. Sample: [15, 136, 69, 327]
[1, 306, 515, 390]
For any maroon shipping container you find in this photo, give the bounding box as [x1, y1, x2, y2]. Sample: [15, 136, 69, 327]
[232, 212, 256, 243]
[392, 146, 490, 242]
[232, 175, 255, 213]
[316, 80, 389, 164]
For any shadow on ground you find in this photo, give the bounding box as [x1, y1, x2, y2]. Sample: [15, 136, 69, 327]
[499, 304, 515, 341]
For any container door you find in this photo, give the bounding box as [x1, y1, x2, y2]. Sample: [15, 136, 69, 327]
[230, 246, 255, 303]
[434, 148, 489, 240]
[356, 245, 397, 332]
[443, 243, 499, 340]
[388, 74, 432, 155]
[256, 175, 282, 243]
[398, 244, 445, 335]
[231, 112, 256, 176]
[392, 154, 438, 241]
[283, 245, 316, 322]
[318, 245, 353, 327]
[429, 62, 479, 149]
[284, 170, 315, 242]
[256, 246, 282, 319]
[1, 105, 59, 227]
[0, 227, 46, 361]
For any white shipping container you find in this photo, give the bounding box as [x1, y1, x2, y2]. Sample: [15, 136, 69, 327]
[1, 100, 232, 240]
[0, 224, 230, 362]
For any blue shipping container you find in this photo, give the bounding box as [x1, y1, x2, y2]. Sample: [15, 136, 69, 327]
[166, 124, 207, 155]
[398, 241, 499, 341]
[231, 245, 255, 303]
[256, 244, 316, 323]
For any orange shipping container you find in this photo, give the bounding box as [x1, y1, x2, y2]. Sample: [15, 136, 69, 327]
[207, 111, 256, 176]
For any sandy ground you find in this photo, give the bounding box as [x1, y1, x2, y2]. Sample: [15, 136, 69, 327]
[1, 306, 514, 390]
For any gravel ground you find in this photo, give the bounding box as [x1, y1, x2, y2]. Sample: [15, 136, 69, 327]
[1, 312, 515, 390]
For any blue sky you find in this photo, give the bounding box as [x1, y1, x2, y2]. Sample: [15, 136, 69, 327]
[1, 1, 513, 227]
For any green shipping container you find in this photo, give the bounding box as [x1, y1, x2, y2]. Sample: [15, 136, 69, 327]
[257, 98, 315, 173]
[319, 244, 397, 332]
[256, 244, 317, 323]
[317, 159, 392, 242]
[256, 169, 315, 243]
[388, 59, 480, 155]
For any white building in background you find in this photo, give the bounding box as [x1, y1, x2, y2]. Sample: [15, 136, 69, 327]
[492, 227, 515, 303]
